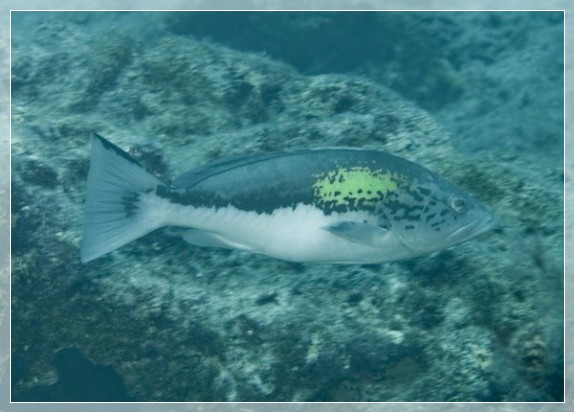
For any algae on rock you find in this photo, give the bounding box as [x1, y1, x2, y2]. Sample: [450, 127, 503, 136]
[10, 13, 563, 402]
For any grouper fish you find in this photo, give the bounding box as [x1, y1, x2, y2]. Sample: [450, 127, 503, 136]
[81, 134, 497, 264]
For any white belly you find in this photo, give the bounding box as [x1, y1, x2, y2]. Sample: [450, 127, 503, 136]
[156, 199, 392, 264]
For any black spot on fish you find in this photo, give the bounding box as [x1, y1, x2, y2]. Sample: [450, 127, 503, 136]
[425, 213, 437, 222]
[411, 190, 424, 202]
[418, 186, 431, 196]
[122, 192, 139, 218]
[404, 224, 416, 230]
[403, 205, 425, 220]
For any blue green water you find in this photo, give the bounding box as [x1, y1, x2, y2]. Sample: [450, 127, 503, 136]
[10, 11, 564, 402]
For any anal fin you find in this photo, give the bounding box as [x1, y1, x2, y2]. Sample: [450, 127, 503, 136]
[183, 229, 252, 251]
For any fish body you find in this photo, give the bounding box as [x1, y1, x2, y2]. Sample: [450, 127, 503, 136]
[81, 134, 497, 264]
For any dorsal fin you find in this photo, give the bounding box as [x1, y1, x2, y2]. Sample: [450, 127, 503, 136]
[172, 149, 346, 188]
[172, 147, 381, 189]
[172, 152, 286, 188]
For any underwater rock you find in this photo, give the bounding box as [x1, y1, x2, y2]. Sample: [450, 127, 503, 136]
[13, 348, 133, 402]
[10, 12, 563, 402]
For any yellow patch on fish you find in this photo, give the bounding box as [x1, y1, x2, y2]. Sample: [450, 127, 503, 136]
[313, 166, 400, 206]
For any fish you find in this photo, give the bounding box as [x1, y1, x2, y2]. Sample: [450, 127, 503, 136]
[81, 134, 498, 264]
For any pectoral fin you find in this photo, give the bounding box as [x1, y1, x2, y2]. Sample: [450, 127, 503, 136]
[323, 221, 391, 248]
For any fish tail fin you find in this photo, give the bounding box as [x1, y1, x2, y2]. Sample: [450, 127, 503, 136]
[81, 133, 164, 263]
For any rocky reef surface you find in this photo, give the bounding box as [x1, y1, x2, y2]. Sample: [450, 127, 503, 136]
[10, 12, 563, 402]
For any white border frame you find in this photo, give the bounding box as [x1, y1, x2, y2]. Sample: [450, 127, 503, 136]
[1, 1, 570, 411]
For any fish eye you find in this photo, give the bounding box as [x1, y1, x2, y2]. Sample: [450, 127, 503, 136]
[449, 195, 467, 214]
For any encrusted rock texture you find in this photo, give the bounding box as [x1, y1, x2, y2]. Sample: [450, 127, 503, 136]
[11, 12, 563, 402]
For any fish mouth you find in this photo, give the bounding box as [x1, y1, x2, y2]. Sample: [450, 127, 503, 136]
[478, 214, 499, 234]
[399, 213, 499, 255]
[448, 213, 499, 242]
[392, 204, 499, 257]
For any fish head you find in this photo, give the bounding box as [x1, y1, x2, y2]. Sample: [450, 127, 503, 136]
[380, 174, 498, 256]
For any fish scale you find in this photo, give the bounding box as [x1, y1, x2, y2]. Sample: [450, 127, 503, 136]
[81, 134, 497, 264]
